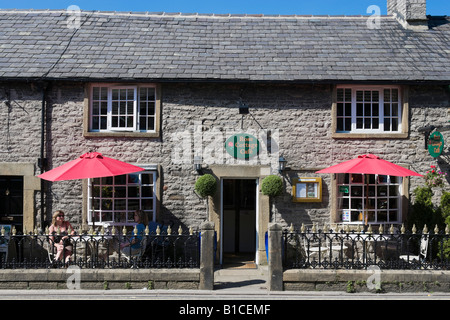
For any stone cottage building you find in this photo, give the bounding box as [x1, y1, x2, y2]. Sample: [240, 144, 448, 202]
[0, 0, 448, 266]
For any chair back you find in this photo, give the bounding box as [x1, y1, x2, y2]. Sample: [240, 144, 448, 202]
[419, 235, 429, 259]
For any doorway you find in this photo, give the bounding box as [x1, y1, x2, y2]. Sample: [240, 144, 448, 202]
[222, 179, 257, 267]
[0, 176, 24, 233]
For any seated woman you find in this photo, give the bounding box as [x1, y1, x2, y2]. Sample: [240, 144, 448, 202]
[48, 210, 75, 265]
[120, 210, 148, 257]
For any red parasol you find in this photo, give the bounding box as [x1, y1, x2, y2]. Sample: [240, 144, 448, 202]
[38, 152, 145, 181]
[316, 154, 422, 225]
[315, 154, 422, 177]
[38, 152, 145, 227]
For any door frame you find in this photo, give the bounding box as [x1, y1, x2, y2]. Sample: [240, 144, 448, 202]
[0, 163, 40, 232]
[220, 177, 259, 265]
[0, 175, 24, 230]
[208, 165, 271, 267]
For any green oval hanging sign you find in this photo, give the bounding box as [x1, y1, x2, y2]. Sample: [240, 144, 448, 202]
[225, 133, 260, 160]
[428, 131, 444, 158]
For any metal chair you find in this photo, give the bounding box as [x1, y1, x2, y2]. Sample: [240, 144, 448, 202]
[302, 233, 330, 261]
[399, 235, 428, 264]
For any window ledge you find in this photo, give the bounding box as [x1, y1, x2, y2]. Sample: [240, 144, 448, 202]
[84, 131, 160, 139]
[332, 132, 408, 139]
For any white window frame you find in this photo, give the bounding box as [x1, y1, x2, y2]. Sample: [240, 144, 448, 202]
[87, 169, 157, 227]
[336, 173, 403, 225]
[89, 83, 157, 133]
[336, 85, 402, 134]
[109, 86, 137, 131]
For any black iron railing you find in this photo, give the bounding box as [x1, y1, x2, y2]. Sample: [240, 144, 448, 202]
[283, 223, 450, 270]
[0, 227, 200, 269]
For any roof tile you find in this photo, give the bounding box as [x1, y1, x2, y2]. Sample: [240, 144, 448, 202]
[0, 9, 448, 82]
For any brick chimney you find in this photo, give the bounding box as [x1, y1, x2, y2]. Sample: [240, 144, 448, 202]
[387, 0, 428, 29]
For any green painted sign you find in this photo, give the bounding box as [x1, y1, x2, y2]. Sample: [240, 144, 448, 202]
[225, 133, 260, 160]
[428, 131, 444, 158]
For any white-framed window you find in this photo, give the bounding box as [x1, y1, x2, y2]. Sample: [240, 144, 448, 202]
[90, 84, 157, 132]
[336, 86, 401, 133]
[336, 173, 402, 224]
[87, 170, 156, 226]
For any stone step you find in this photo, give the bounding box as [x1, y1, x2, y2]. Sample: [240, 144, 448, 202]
[214, 266, 268, 285]
[214, 267, 268, 291]
[215, 266, 267, 277]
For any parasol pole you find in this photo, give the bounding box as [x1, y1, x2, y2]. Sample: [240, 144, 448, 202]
[365, 174, 369, 230]
[89, 178, 95, 230]
[92, 178, 96, 230]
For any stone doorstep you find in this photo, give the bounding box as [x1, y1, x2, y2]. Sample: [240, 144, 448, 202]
[215, 267, 267, 276]
[214, 267, 267, 281]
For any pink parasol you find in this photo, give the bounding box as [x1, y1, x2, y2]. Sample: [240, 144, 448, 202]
[316, 154, 422, 225]
[38, 152, 145, 227]
[38, 152, 144, 181]
[315, 154, 422, 177]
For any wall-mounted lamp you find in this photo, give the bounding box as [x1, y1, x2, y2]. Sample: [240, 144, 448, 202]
[194, 156, 203, 175]
[278, 156, 287, 174]
[417, 125, 436, 150]
[239, 101, 249, 114]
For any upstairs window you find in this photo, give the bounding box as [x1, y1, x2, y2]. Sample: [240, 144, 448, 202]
[336, 86, 402, 134]
[88, 84, 158, 135]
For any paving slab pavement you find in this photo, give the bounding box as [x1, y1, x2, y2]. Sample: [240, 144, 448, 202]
[0, 266, 448, 302]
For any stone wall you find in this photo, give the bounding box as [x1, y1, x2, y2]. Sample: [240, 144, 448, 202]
[0, 83, 43, 162]
[283, 269, 450, 293]
[0, 269, 200, 290]
[272, 84, 449, 228]
[0, 82, 449, 232]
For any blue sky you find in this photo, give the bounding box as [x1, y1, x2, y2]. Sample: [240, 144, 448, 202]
[1, 0, 449, 15]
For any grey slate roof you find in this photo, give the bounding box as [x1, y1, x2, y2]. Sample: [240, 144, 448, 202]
[0, 9, 449, 82]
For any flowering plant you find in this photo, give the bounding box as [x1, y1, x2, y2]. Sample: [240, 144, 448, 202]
[425, 165, 447, 188]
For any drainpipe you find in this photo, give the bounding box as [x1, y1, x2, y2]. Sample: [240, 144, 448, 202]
[39, 83, 49, 230]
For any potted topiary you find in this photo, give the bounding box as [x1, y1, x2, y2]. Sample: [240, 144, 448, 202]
[261, 175, 283, 221]
[195, 174, 217, 217]
[261, 175, 283, 197]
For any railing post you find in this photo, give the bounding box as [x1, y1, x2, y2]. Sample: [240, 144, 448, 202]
[199, 221, 214, 290]
[268, 223, 283, 291]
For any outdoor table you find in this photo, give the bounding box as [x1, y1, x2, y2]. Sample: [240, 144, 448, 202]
[303, 232, 347, 262]
[77, 235, 116, 261]
[326, 236, 348, 262]
[343, 233, 390, 264]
